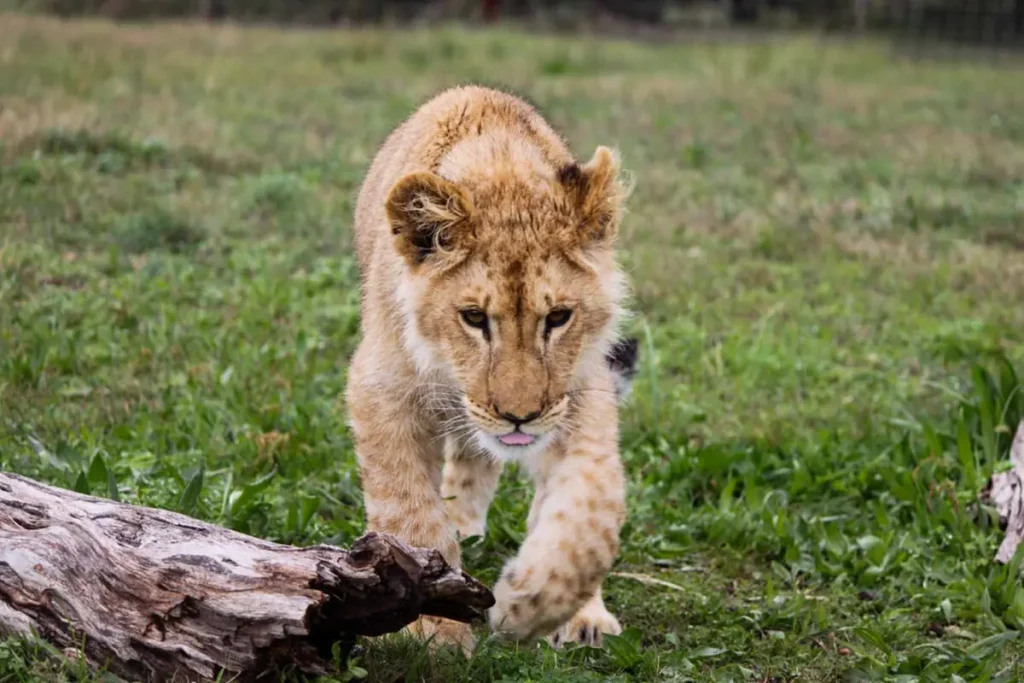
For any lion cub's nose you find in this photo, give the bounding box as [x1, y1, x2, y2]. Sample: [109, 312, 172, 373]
[495, 408, 543, 427]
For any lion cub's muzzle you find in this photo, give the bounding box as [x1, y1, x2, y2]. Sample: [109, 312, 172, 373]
[463, 395, 569, 452]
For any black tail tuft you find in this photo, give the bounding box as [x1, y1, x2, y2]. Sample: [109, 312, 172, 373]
[605, 337, 640, 402]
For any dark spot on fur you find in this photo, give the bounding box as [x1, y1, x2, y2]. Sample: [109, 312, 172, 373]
[557, 163, 584, 189]
[504, 259, 526, 327]
[503, 259, 524, 278]
[601, 527, 617, 549]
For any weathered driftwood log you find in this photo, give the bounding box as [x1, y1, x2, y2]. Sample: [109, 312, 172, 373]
[982, 420, 1024, 563]
[0, 472, 494, 682]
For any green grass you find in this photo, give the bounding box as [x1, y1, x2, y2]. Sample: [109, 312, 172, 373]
[2, 13, 1024, 683]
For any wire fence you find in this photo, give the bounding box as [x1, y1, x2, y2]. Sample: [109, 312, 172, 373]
[10, 1, 1024, 54]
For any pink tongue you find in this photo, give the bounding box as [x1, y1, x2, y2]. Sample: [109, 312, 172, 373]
[499, 432, 535, 446]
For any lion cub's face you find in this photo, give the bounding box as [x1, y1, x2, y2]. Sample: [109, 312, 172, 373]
[387, 147, 626, 460]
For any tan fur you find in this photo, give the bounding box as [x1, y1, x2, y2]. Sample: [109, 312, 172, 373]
[345, 85, 630, 651]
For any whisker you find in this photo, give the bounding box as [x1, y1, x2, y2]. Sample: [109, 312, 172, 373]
[432, 411, 479, 446]
[565, 388, 620, 398]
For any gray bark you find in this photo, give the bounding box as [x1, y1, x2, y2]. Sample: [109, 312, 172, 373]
[981, 421, 1024, 563]
[0, 472, 493, 682]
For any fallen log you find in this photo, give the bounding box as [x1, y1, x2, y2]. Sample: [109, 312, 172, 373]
[0, 472, 494, 682]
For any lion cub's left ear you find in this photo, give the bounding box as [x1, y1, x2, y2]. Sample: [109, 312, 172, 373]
[386, 171, 474, 267]
[558, 146, 627, 248]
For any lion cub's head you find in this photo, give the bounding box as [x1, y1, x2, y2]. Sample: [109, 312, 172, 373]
[386, 145, 628, 460]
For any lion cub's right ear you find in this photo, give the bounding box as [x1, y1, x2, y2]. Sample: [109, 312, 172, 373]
[386, 171, 474, 266]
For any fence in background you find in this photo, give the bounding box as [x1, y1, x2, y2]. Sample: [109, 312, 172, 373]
[11, 1, 1024, 52]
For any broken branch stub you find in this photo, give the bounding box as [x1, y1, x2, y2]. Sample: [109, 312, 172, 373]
[981, 420, 1024, 564]
[0, 472, 494, 682]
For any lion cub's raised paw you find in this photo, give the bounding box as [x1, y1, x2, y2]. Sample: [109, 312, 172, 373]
[406, 615, 476, 657]
[547, 599, 622, 649]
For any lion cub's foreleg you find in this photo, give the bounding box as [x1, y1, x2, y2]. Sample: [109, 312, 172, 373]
[487, 390, 625, 644]
[347, 372, 473, 653]
[547, 587, 622, 648]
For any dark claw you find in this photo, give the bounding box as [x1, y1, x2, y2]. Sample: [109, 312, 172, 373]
[591, 626, 600, 644]
[579, 626, 588, 643]
[552, 632, 561, 646]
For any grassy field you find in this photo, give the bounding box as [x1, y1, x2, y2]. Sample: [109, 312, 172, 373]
[2, 13, 1024, 682]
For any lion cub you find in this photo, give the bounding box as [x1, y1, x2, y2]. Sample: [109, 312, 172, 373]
[345, 85, 631, 652]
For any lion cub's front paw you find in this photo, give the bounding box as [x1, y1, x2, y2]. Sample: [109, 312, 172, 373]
[547, 600, 622, 649]
[488, 575, 571, 643]
[406, 615, 476, 656]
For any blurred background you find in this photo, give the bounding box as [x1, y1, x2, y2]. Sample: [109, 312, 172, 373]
[5, 0, 1024, 51]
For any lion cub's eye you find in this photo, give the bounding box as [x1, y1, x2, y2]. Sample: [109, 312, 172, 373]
[545, 308, 573, 331]
[460, 308, 488, 330]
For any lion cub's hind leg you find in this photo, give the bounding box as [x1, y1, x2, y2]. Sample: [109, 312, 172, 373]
[441, 438, 504, 540]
